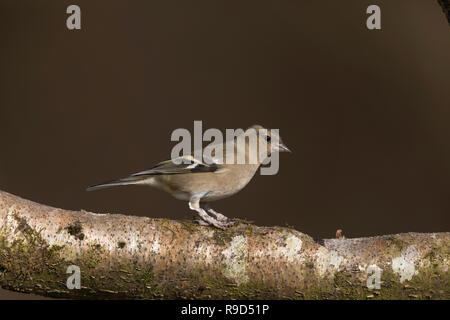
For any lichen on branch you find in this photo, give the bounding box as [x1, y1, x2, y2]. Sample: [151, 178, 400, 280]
[0, 190, 448, 299]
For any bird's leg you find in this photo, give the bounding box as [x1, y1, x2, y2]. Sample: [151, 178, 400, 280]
[188, 198, 232, 230]
[201, 203, 233, 223]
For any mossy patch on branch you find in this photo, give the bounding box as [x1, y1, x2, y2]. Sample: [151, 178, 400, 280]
[65, 221, 85, 241]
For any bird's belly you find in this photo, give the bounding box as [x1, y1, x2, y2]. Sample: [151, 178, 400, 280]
[160, 165, 259, 202]
[201, 189, 239, 202]
[171, 190, 236, 202]
[172, 192, 191, 201]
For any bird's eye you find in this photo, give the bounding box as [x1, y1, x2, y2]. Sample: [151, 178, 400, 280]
[265, 135, 271, 142]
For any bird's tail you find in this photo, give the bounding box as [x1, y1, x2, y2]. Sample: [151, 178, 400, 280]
[86, 176, 153, 191]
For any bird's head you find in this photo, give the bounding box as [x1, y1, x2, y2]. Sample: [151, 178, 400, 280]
[247, 125, 291, 157]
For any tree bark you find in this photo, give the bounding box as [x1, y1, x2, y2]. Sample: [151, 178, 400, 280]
[0, 190, 448, 299]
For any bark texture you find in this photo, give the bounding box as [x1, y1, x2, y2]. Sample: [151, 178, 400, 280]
[0, 190, 448, 299]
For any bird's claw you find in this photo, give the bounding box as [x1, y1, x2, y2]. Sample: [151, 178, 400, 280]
[194, 219, 210, 226]
[205, 208, 230, 223]
[194, 218, 236, 230]
[212, 220, 235, 230]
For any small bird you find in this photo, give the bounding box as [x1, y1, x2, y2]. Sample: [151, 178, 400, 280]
[87, 125, 291, 229]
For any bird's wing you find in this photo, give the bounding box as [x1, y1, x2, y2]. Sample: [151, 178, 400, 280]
[131, 155, 227, 176]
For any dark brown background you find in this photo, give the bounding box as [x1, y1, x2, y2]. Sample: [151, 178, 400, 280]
[0, 0, 449, 299]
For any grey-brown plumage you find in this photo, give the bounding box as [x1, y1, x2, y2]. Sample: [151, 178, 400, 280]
[87, 125, 291, 229]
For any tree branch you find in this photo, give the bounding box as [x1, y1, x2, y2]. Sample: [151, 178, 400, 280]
[0, 190, 448, 299]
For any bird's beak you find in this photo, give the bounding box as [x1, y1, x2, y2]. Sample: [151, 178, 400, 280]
[278, 142, 292, 153]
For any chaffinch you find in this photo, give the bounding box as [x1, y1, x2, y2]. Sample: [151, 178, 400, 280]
[87, 125, 291, 229]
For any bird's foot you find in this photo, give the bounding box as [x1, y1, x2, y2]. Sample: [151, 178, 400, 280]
[190, 201, 235, 230]
[210, 219, 235, 230]
[194, 219, 210, 226]
[193, 209, 235, 230]
[194, 218, 235, 230]
[207, 209, 231, 223]
[201, 204, 233, 223]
